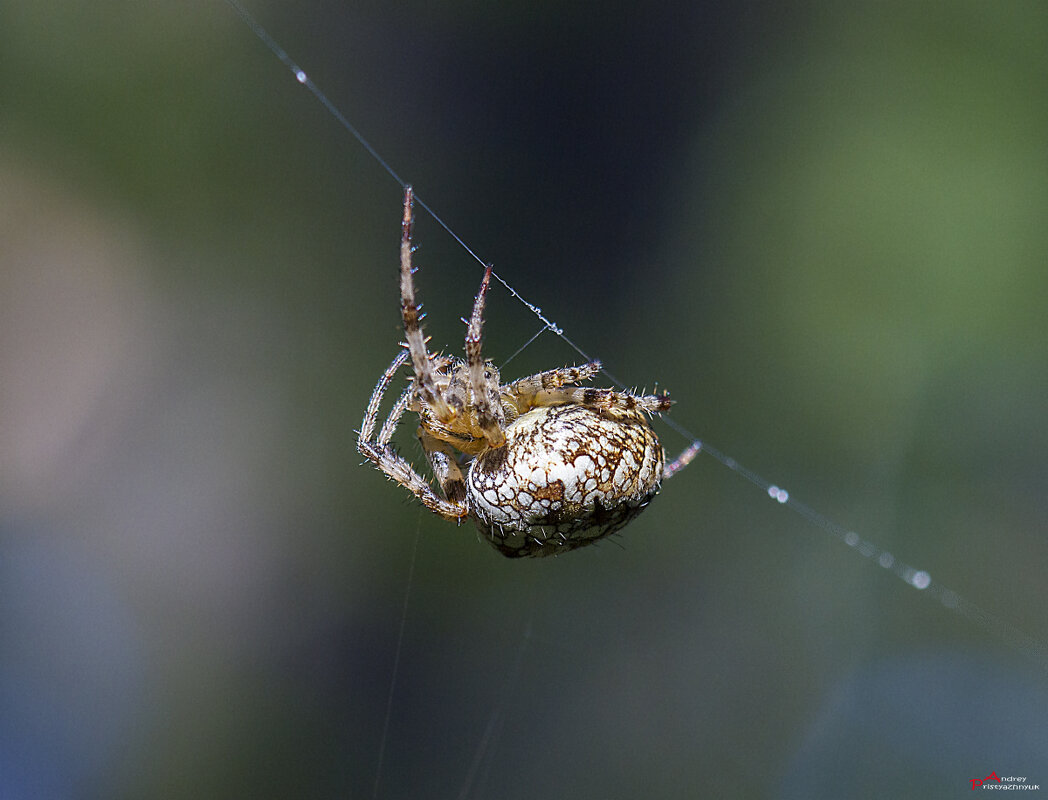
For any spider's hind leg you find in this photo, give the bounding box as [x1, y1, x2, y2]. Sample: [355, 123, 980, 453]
[516, 383, 673, 418]
[663, 441, 702, 479]
[501, 361, 603, 416]
[573, 386, 673, 416]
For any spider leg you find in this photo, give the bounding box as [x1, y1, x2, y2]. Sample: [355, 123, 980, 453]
[378, 385, 412, 446]
[400, 185, 452, 420]
[418, 431, 470, 507]
[358, 441, 468, 521]
[357, 347, 467, 521]
[464, 264, 506, 447]
[359, 348, 410, 442]
[501, 361, 603, 414]
[663, 441, 702, 479]
[516, 384, 672, 417]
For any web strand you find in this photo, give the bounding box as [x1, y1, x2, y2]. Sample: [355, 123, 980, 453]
[456, 614, 533, 800]
[223, 0, 1048, 674]
[372, 514, 422, 799]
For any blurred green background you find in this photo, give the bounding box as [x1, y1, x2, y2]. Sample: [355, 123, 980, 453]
[2, 1, 1047, 797]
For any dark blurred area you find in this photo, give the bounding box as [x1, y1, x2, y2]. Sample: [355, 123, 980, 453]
[2, 1, 1047, 797]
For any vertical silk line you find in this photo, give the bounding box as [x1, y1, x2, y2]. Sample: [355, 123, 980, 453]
[372, 513, 422, 800]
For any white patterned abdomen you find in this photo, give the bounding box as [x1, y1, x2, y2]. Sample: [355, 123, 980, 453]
[467, 404, 665, 557]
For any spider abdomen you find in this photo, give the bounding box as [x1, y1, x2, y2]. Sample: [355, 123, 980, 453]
[467, 404, 665, 557]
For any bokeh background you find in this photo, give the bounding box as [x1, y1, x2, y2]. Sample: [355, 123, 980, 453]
[3, 1, 1047, 797]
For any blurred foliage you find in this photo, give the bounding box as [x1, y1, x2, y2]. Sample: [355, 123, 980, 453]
[1, 1, 1047, 798]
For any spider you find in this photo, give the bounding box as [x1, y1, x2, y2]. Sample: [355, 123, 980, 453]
[357, 186, 697, 557]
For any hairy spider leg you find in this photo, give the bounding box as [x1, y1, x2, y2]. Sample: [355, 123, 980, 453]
[375, 362, 471, 511]
[464, 263, 506, 447]
[357, 347, 468, 522]
[500, 361, 604, 415]
[400, 185, 453, 421]
[357, 439, 468, 522]
[499, 360, 670, 417]
[360, 348, 410, 442]
[418, 430, 470, 508]
[537, 386, 673, 416]
[378, 388, 411, 446]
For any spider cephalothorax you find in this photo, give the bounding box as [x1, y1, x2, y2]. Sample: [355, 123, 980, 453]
[357, 187, 693, 557]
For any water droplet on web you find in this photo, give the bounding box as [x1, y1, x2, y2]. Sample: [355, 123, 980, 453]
[911, 571, 931, 590]
[767, 485, 788, 503]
